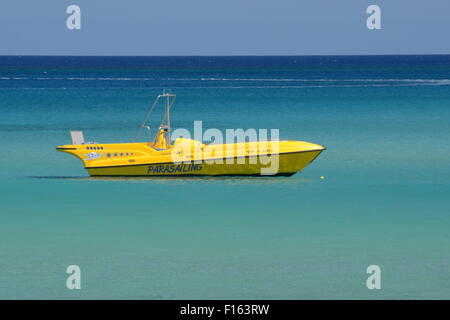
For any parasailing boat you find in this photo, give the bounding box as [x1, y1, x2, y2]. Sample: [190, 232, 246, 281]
[56, 90, 325, 177]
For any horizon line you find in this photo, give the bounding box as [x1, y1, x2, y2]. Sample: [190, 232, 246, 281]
[0, 53, 449, 57]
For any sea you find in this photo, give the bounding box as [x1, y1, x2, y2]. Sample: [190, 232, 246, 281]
[0, 55, 449, 299]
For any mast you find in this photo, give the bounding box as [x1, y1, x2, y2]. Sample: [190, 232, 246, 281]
[164, 90, 172, 148]
[160, 89, 175, 148]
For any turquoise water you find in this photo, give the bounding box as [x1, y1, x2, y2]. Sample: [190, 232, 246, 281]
[0, 56, 449, 299]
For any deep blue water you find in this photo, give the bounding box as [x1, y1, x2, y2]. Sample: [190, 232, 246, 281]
[0, 55, 449, 299]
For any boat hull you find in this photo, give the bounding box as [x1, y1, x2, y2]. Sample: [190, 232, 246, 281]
[86, 150, 323, 177]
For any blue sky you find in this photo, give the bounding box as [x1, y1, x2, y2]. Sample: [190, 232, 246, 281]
[0, 0, 449, 55]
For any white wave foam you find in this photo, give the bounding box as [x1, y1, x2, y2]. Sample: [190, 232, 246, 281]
[1, 76, 449, 86]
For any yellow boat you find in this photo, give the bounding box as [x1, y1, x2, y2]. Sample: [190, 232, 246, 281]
[56, 90, 325, 177]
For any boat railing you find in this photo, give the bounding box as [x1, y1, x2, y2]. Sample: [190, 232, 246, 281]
[133, 90, 176, 148]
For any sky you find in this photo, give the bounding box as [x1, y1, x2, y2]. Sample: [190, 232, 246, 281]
[0, 0, 449, 55]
